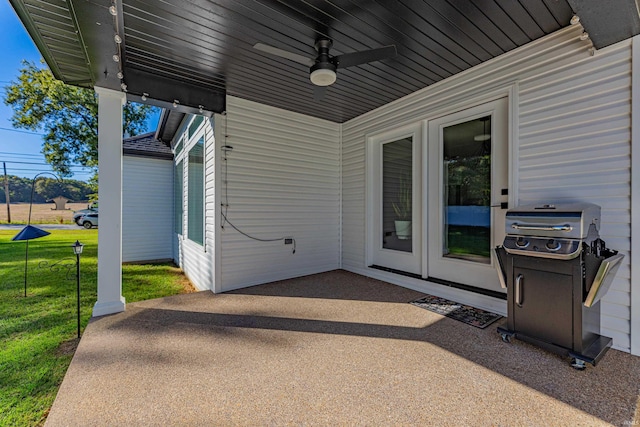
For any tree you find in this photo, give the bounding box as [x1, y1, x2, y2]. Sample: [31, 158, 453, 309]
[0, 175, 31, 203]
[3, 61, 154, 178]
[0, 175, 93, 203]
[34, 178, 93, 202]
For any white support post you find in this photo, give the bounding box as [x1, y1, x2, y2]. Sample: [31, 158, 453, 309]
[93, 87, 126, 317]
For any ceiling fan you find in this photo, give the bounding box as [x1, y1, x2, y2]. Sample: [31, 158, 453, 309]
[253, 38, 397, 98]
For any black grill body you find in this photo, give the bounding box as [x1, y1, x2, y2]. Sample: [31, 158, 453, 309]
[495, 203, 624, 369]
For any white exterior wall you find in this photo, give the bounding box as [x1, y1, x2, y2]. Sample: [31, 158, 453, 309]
[122, 155, 173, 262]
[342, 26, 634, 352]
[216, 96, 341, 291]
[173, 117, 215, 291]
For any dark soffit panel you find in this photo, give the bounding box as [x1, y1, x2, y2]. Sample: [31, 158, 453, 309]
[118, 0, 574, 122]
[9, 0, 93, 85]
[9, 0, 640, 123]
[156, 109, 186, 145]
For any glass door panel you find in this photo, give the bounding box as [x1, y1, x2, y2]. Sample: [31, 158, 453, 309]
[442, 116, 491, 264]
[367, 123, 422, 275]
[382, 138, 412, 253]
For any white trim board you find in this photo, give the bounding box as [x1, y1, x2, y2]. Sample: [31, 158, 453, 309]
[630, 36, 640, 356]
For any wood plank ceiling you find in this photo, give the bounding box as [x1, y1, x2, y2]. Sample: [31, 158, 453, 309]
[121, 0, 573, 123]
[9, 0, 640, 123]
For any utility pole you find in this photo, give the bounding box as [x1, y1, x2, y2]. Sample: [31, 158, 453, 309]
[2, 162, 10, 223]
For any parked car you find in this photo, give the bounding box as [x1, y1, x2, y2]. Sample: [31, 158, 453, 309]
[73, 201, 99, 225]
[77, 212, 98, 229]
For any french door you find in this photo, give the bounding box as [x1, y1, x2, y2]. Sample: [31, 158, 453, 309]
[368, 124, 422, 275]
[426, 98, 508, 292]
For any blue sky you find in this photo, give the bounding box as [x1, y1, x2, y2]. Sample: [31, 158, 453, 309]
[0, 1, 159, 182]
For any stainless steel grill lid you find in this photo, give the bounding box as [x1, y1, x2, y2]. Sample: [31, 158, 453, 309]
[505, 203, 600, 239]
[503, 203, 601, 260]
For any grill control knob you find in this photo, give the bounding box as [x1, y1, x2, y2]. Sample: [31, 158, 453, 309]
[515, 237, 529, 248]
[546, 239, 561, 251]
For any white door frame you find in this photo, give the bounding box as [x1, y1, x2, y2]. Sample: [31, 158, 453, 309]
[366, 122, 423, 274]
[419, 83, 519, 282]
[425, 97, 508, 291]
[365, 84, 519, 285]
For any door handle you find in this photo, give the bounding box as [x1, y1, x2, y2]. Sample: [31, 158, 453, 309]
[512, 223, 572, 232]
[490, 188, 509, 209]
[515, 274, 524, 307]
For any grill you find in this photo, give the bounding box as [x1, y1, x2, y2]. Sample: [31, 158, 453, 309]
[495, 203, 624, 369]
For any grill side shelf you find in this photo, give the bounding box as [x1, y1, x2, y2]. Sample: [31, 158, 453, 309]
[494, 246, 508, 289]
[583, 253, 625, 308]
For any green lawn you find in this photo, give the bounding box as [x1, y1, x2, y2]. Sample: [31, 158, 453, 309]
[0, 229, 193, 426]
[446, 225, 491, 258]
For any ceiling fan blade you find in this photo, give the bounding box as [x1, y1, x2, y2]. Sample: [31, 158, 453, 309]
[335, 45, 397, 69]
[313, 86, 327, 101]
[253, 43, 315, 67]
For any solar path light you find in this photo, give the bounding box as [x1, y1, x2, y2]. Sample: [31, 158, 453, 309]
[72, 240, 84, 338]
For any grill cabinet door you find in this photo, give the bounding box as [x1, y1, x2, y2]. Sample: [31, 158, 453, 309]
[512, 267, 573, 349]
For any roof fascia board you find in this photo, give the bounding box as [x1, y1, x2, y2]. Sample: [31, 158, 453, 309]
[123, 149, 173, 160]
[124, 67, 226, 115]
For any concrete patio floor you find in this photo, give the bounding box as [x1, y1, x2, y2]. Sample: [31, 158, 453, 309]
[45, 270, 640, 426]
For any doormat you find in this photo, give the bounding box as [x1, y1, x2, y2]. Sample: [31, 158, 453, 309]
[410, 295, 501, 329]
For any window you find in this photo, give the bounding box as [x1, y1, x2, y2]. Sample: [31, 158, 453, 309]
[174, 161, 183, 234]
[187, 138, 204, 245]
[188, 116, 204, 139]
[174, 138, 183, 156]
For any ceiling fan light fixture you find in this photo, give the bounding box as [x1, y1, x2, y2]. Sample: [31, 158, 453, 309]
[310, 68, 336, 86]
[474, 117, 491, 142]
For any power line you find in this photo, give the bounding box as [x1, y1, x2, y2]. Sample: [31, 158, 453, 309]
[4, 165, 87, 171]
[0, 127, 45, 136]
[0, 151, 44, 158]
[4, 168, 93, 177]
[5, 168, 90, 175]
[0, 159, 90, 168]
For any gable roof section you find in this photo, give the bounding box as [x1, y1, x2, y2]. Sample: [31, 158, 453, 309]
[9, 0, 640, 123]
[123, 132, 173, 160]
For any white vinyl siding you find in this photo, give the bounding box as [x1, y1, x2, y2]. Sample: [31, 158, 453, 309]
[517, 41, 631, 351]
[217, 96, 340, 291]
[122, 156, 173, 262]
[342, 26, 633, 352]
